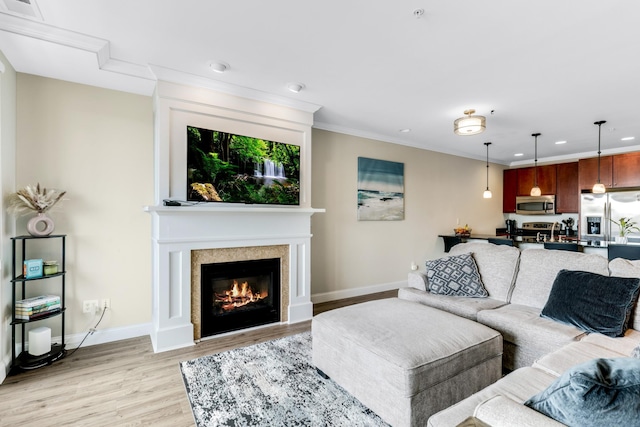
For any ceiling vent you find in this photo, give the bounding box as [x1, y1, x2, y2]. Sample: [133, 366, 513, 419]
[1, 0, 43, 20]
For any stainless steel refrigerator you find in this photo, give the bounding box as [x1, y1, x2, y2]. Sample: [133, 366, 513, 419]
[580, 190, 640, 245]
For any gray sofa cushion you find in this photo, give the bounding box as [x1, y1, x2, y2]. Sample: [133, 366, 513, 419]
[509, 249, 610, 309]
[426, 253, 488, 297]
[609, 257, 640, 330]
[398, 287, 506, 321]
[541, 269, 640, 337]
[533, 341, 629, 377]
[525, 358, 640, 427]
[427, 367, 558, 427]
[477, 303, 586, 370]
[580, 329, 640, 355]
[474, 395, 565, 427]
[449, 242, 520, 302]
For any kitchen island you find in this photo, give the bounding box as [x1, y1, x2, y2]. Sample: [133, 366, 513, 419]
[438, 234, 640, 260]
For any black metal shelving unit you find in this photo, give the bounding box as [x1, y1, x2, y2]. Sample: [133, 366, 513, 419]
[10, 235, 66, 374]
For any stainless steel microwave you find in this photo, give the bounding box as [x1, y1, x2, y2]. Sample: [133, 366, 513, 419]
[515, 195, 556, 215]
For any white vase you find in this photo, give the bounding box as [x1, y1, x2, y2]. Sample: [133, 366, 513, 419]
[27, 212, 55, 237]
[615, 235, 628, 244]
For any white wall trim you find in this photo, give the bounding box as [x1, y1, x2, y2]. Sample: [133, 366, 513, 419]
[311, 280, 405, 304]
[65, 322, 151, 349]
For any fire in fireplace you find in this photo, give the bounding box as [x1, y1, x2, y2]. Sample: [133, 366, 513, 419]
[201, 258, 280, 337]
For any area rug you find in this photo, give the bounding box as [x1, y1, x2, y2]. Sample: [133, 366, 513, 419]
[180, 332, 389, 426]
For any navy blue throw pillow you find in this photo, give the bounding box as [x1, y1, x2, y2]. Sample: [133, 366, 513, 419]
[525, 357, 640, 427]
[541, 269, 640, 337]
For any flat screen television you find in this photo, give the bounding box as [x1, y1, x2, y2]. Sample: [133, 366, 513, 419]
[186, 126, 300, 205]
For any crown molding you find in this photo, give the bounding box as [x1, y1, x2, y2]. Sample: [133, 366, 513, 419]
[0, 12, 155, 82]
[149, 64, 322, 114]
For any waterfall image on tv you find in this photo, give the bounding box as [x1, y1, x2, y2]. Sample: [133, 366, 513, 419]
[186, 126, 300, 205]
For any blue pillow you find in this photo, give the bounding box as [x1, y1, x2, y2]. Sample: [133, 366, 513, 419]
[525, 358, 640, 427]
[541, 269, 640, 337]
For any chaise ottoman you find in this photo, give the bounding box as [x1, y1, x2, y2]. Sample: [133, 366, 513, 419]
[312, 298, 503, 426]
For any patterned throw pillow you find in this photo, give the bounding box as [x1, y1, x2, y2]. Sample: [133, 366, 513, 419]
[426, 253, 488, 298]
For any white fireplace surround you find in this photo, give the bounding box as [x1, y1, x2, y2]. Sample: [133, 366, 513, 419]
[145, 81, 323, 353]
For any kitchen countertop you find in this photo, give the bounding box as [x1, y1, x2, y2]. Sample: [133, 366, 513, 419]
[436, 234, 639, 252]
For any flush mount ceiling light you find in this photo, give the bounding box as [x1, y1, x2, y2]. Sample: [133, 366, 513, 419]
[530, 133, 542, 197]
[209, 61, 229, 73]
[454, 109, 486, 136]
[483, 142, 492, 199]
[593, 120, 607, 194]
[287, 83, 305, 93]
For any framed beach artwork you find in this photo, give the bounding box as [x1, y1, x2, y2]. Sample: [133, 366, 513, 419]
[357, 157, 405, 221]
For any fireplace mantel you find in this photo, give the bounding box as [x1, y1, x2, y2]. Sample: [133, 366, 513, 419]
[145, 205, 323, 352]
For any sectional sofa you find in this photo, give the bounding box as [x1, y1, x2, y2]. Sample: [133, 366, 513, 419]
[401, 242, 640, 426]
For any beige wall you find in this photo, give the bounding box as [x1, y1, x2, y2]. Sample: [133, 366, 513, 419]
[310, 129, 506, 299]
[15, 74, 153, 341]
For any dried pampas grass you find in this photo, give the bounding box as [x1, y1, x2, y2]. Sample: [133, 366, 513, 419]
[7, 183, 66, 216]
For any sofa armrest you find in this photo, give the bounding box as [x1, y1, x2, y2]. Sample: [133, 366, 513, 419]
[407, 271, 427, 291]
[473, 395, 565, 427]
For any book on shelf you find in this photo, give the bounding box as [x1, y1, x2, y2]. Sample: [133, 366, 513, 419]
[15, 306, 61, 320]
[16, 295, 60, 308]
[15, 303, 61, 315]
[16, 300, 60, 311]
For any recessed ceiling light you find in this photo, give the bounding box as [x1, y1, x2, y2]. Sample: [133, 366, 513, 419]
[209, 61, 229, 73]
[555, 140, 567, 145]
[399, 128, 411, 133]
[621, 136, 635, 141]
[287, 83, 305, 93]
[514, 153, 524, 157]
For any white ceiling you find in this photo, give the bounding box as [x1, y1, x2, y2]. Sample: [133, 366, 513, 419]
[1, 0, 640, 165]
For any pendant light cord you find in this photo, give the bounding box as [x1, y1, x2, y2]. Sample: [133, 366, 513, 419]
[594, 120, 606, 184]
[484, 142, 491, 190]
[532, 133, 541, 187]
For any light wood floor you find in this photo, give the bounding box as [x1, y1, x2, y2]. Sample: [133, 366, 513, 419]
[0, 290, 396, 426]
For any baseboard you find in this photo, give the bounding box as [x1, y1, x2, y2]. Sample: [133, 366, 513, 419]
[65, 322, 152, 349]
[311, 280, 405, 304]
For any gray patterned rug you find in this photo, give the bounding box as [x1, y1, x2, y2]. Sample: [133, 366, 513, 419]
[180, 332, 388, 426]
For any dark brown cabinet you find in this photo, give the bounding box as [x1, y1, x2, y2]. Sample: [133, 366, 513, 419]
[613, 152, 640, 188]
[556, 162, 579, 213]
[516, 165, 556, 196]
[504, 151, 640, 214]
[579, 156, 613, 190]
[503, 169, 517, 213]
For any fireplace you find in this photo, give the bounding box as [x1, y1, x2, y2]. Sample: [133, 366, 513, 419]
[201, 258, 281, 337]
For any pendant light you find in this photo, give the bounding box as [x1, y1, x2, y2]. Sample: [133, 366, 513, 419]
[530, 133, 542, 196]
[454, 109, 486, 135]
[592, 120, 607, 194]
[483, 142, 492, 198]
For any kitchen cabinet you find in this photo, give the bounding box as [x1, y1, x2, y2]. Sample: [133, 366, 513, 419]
[556, 162, 579, 213]
[578, 156, 613, 190]
[516, 165, 556, 196]
[613, 152, 640, 188]
[502, 169, 517, 213]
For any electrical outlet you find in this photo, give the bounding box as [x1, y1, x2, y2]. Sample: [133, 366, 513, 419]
[100, 298, 111, 309]
[83, 300, 98, 313]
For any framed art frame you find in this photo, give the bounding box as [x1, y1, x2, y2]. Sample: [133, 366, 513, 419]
[357, 157, 404, 221]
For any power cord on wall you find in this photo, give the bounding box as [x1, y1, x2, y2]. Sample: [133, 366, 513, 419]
[65, 306, 108, 357]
